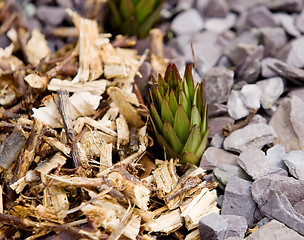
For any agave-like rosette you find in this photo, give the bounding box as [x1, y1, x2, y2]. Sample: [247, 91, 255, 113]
[107, 0, 164, 38]
[149, 63, 209, 165]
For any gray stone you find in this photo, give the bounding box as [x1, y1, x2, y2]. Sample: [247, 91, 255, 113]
[226, 238, 243, 240]
[223, 123, 277, 153]
[249, 114, 267, 125]
[247, 6, 278, 28]
[36, 6, 66, 26]
[227, 90, 250, 120]
[213, 165, 251, 189]
[266, 0, 303, 12]
[134, 61, 152, 97]
[199, 212, 228, 240]
[205, 0, 229, 18]
[238, 149, 273, 180]
[240, 84, 261, 110]
[196, 0, 210, 14]
[259, 27, 287, 57]
[266, 144, 287, 170]
[205, 13, 237, 33]
[274, 13, 301, 37]
[221, 176, 256, 226]
[294, 199, 304, 216]
[286, 37, 304, 69]
[261, 58, 282, 78]
[209, 116, 234, 137]
[259, 190, 304, 235]
[200, 147, 239, 170]
[171, 8, 204, 36]
[223, 215, 247, 238]
[296, 10, 304, 33]
[225, 0, 259, 13]
[289, 88, 304, 103]
[203, 66, 234, 104]
[251, 174, 304, 234]
[211, 133, 225, 148]
[208, 103, 228, 117]
[237, 46, 263, 83]
[246, 219, 304, 240]
[290, 96, 304, 149]
[283, 150, 304, 180]
[251, 174, 304, 208]
[227, 43, 259, 67]
[256, 77, 284, 109]
[269, 98, 301, 152]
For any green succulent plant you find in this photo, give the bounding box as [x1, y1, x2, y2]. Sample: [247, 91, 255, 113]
[106, 0, 164, 38]
[149, 63, 209, 165]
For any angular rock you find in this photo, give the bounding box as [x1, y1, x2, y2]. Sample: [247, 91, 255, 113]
[210, 133, 225, 148]
[296, 9, 304, 33]
[269, 98, 301, 152]
[227, 90, 250, 120]
[203, 66, 234, 104]
[289, 88, 304, 103]
[283, 150, 304, 180]
[199, 212, 228, 240]
[238, 149, 273, 180]
[259, 190, 304, 235]
[246, 219, 304, 240]
[286, 37, 304, 68]
[290, 96, 304, 149]
[259, 27, 287, 57]
[36, 6, 66, 26]
[249, 114, 267, 125]
[274, 13, 301, 37]
[200, 147, 239, 170]
[205, 13, 237, 33]
[213, 165, 251, 189]
[134, 61, 152, 98]
[225, 0, 259, 13]
[221, 176, 256, 226]
[237, 46, 263, 83]
[205, 0, 229, 18]
[171, 8, 204, 36]
[266, 0, 303, 12]
[240, 84, 261, 110]
[222, 215, 247, 238]
[266, 144, 287, 170]
[209, 116, 234, 137]
[261, 58, 282, 78]
[247, 6, 278, 28]
[223, 123, 277, 153]
[227, 43, 259, 67]
[251, 174, 304, 234]
[256, 77, 284, 109]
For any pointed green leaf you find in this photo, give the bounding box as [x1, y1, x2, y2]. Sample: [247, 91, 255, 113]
[181, 124, 201, 154]
[173, 105, 190, 144]
[120, 16, 139, 36]
[108, 1, 123, 28]
[131, 0, 140, 5]
[179, 91, 191, 118]
[190, 105, 201, 128]
[161, 99, 174, 125]
[138, 1, 164, 38]
[149, 84, 162, 112]
[184, 63, 195, 104]
[164, 64, 181, 91]
[195, 128, 210, 158]
[197, 83, 204, 113]
[163, 121, 184, 154]
[150, 103, 163, 133]
[158, 74, 168, 98]
[135, 0, 154, 24]
[157, 135, 180, 160]
[169, 90, 178, 117]
[180, 152, 200, 165]
[119, 0, 135, 20]
[183, 79, 189, 102]
[201, 102, 208, 135]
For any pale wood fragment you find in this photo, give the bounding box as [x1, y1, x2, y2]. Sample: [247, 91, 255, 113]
[145, 209, 183, 233]
[116, 114, 129, 148]
[185, 229, 200, 240]
[67, 9, 103, 82]
[108, 87, 144, 128]
[42, 136, 71, 156]
[24, 28, 51, 65]
[48, 78, 108, 95]
[24, 73, 48, 90]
